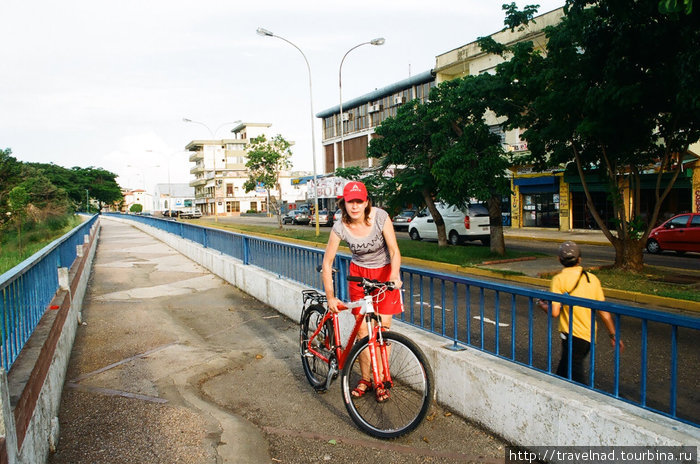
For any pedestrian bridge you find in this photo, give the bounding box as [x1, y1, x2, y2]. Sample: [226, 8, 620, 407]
[1, 215, 698, 463]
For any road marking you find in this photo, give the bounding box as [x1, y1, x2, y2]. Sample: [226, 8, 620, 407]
[413, 300, 452, 312]
[472, 316, 509, 327]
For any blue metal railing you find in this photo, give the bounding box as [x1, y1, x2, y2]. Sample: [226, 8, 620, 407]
[107, 213, 700, 428]
[0, 214, 98, 371]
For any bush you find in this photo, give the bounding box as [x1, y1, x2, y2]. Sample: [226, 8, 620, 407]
[130, 204, 143, 213]
[46, 214, 70, 231]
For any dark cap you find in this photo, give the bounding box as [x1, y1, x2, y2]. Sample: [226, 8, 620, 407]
[559, 241, 580, 260]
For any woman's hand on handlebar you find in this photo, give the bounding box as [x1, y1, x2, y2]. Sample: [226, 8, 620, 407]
[390, 278, 403, 290]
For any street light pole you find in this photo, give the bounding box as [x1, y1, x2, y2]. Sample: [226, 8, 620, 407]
[182, 118, 241, 223]
[339, 38, 385, 169]
[256, 27, 321, 236]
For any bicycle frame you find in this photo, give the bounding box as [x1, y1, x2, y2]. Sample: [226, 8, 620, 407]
[304, 291, 392, 388]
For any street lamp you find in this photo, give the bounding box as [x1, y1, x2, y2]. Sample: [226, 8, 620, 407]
[339, 38, 385, 169]
[256, 26, 320, 236]
[182, 118, 242, 222]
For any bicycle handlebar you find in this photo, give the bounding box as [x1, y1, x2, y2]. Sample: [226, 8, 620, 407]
[347, 275, 395, 290]
[316, 264, 395, 290]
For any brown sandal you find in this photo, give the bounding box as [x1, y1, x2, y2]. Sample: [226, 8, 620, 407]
[351, 379, 372, 398]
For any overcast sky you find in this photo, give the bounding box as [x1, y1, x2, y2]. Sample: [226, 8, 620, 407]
[1, 0, 563, 190]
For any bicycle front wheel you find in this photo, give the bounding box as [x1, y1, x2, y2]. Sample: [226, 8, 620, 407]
[300, 304, 334, 391]
[340, 332, 434, 439]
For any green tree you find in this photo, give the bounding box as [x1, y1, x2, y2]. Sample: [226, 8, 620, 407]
[81, 167, 122, 212]
[244, 134, 293, 227]
[428, 75, 512, 254]
[367, 100, 445, 239]
[368, 79, 512, 253]
[129, 203, 143, 213]
[0, 148, 23, 226]
[480, 0, 700, 271]
[28, 163, 122, 212]
[8, 186, 29, 255]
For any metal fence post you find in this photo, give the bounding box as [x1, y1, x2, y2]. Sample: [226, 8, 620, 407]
[243, 237, 250, 265]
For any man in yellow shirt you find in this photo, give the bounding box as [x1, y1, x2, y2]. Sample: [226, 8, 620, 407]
[539, 241, 623, 384]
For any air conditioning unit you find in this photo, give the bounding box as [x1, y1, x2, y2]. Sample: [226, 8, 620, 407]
[393, 96, 405, 105]
[368, 104, 382, 113]
[341, 113, 352, 121]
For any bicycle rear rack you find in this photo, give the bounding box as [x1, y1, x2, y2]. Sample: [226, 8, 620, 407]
[302, 289, 327, 308]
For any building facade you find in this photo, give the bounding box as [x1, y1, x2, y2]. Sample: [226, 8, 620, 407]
[152, 183, 195, 213]
[316, 70, 435, 175]
[186, 122, 309, 216]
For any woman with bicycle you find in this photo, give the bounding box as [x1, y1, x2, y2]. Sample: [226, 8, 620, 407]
[321, 181, 403, 403]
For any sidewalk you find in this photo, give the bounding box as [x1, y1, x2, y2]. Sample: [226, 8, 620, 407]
[502, 226, 611, 246]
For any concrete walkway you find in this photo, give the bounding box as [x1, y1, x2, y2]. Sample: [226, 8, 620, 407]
[48, 218, 509, 464]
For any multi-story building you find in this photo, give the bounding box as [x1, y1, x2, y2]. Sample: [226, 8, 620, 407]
[186, 122, 309, 216]
[316, 70, 435, 174]
[152, 183, 195, 213]
[313, 71, 435, 211]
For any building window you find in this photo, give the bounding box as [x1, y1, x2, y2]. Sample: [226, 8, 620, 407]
[522, 193, 559, 228]
[226, 201, 241, 213]
[250, 202, 257, 212]
[226, 184, 233, 196]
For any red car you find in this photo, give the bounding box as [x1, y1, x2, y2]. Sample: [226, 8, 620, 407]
[646, 213, 700, 255]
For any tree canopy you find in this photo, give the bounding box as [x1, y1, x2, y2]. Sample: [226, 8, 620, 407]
[244, 134, 293, 227]
[368, 76, 512, 252]
[479, 0, 700, 270]
[0, 148, 123, 230]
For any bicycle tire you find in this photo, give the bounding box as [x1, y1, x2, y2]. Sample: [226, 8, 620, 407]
[300, 304, 334, 392]
[340, 331, 434, 439]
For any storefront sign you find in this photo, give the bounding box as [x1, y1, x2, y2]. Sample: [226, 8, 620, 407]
[307, 176, 346, 199]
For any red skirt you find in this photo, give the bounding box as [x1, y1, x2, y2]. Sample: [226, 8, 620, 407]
[348, 262, 403, 315]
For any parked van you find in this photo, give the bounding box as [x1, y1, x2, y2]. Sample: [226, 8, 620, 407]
[408, 203, 490, 246]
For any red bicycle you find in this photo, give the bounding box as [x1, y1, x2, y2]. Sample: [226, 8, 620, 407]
[300, 273, 434, 439]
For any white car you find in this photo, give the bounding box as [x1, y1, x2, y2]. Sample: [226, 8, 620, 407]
[408, 203, 490, 246]
[179, 208, 202, 219]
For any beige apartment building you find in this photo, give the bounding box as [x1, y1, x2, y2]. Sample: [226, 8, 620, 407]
[187, 123, 309, 216]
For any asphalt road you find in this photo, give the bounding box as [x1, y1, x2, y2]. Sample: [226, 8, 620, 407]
[213, 215, 700, 272]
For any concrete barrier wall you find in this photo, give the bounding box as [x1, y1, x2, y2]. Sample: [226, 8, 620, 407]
[0, 221, 100, 464]
[109, 217, 700, 455]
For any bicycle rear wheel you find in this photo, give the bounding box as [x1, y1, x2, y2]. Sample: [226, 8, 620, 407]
[340, 332, 434, 439]
[300, 304, 334, 392]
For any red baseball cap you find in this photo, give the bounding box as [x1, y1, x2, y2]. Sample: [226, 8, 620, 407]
[342, 181, 368, 202]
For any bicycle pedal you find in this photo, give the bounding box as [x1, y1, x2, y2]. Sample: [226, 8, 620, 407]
[303, 351, 314, 358]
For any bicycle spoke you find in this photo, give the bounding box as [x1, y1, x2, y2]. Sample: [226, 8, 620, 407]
[341, 332, 433, 438]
